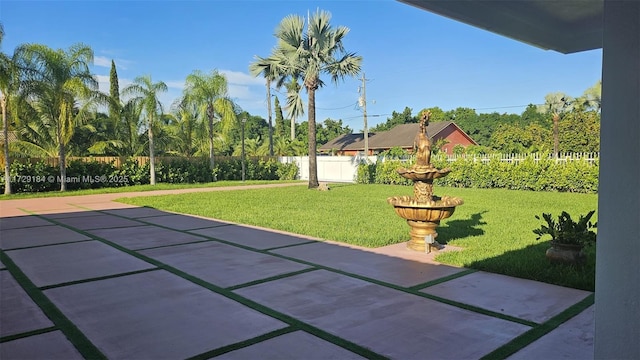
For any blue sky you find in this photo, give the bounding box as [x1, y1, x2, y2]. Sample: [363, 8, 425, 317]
[1, 0, 602, 130]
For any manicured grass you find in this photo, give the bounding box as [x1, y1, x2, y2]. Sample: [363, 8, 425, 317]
[118, 184, 598, 291]
[0, 180, 303, 200]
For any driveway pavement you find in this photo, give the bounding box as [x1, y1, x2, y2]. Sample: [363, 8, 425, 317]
[0, 183, 594, 359]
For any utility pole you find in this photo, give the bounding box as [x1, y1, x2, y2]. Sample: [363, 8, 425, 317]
[359, 72, 369, 158]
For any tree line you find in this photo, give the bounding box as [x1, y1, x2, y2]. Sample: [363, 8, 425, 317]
[372, 81, 601, 156]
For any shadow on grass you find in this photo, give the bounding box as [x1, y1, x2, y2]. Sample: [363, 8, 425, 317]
[467, 242, 596, 291]
[437, 211, 487, 244]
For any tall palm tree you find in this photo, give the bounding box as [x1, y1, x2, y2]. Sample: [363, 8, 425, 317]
[19, 43, 98, 191]
[580, 80, 602, 112]
[537, 92, 573, 158]
[183, 69, 236, 179]
[0, 23, 19, 194]
[254, 9, 362, 188]
[249, 58, 278, 156]
[284, 77, 304, 141]
[122, 75, 167, 185]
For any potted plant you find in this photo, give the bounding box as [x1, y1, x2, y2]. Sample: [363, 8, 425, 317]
[533, 210, 597, 265]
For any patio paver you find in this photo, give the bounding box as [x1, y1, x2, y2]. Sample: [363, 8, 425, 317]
[53, 213, 143, 230]
[6, 241, 155, 287]
[102, 207, 173, 218]
[139, 241, 311, 288]
[191, 224, 318, 250]
[0, 331, 83, 359]
[88, 225, 208, 250]
[272, 241, 466, 287]
[0, 272, 53, 337]
[508, 305, 595, 359]
[0, 215, 51, 230]
[44, 271, 287, 359]
[235, 269, 531, 359]
[0, 225, 90, 250]
[420, 271, 592, 323]
[141, 214, 230, 230]
[217, 330, 366, 359]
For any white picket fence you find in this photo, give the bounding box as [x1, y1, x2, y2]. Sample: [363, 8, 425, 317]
[281, 152, 600, 183]
[438, 152, 599, 164]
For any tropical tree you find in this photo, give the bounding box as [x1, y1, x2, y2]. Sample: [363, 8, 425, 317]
[579, 80, 602, 112]
[537, 92, 573, 158]
[284, 77, 304, 140]
[122, 75, 167, 185]
[253, 9, 362, 188]
[249, 57, 278, 156]
[0, 23, 19, 194]
[18, 43, 99, 191]
[183, 69, 236, 178]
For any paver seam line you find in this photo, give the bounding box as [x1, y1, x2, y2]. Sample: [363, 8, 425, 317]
[225, 268, 320, 291]
[480, 293, 595, 360]
[39, 268, 160, 291]
[263, 240, 320, 251]
[0, 223, 52, 230]
[181, 224, 236, 231]
[185, 326, 299, 360]
[17, 211, 388, 360]
[64, 205, 542, 328]
[0, 326, 57, 343]
[129, 239, 216, 252]
[0, 250, 107, 359]
[1, 239, 95, 252]
[408, 268, 479, 290]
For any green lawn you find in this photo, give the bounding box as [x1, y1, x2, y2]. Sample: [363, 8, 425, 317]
[0, 180, 303, 200]
[118, 184, 598, 291]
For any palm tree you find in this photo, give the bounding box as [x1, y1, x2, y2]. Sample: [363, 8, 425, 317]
[537, 92, 573, 158]
[183, 69, 236, 179]
[122, 75, 167, 185]
[254, 9, 362, 188]
[284, 77, 304, 141]
[249, 58, 279, 156]
[19, 43, 99, 191]
[0, 23, 19, 194]
[580, 80, 602, 112]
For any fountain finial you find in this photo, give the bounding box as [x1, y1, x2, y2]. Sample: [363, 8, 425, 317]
[415, 110, 432, 168]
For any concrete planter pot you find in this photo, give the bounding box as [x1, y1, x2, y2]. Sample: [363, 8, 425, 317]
[545, 241, 586, 265]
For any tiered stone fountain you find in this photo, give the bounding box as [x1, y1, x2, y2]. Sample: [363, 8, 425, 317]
[387, 111, 464, 253]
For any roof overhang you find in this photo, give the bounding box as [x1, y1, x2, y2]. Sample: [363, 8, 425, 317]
[398, 0, 603, 54]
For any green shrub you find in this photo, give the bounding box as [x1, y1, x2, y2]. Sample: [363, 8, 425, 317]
[356, 154, 598, 193]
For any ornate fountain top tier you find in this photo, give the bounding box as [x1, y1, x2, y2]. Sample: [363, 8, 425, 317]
[391, 110, 462, 206]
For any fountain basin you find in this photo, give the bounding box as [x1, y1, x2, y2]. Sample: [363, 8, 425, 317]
[387, 196, 464, 252]
[397, 167, 451, 181]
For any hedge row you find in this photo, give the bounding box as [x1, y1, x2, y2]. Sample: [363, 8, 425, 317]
[356, 156, 598, 193]
[1, 157, 299, 193]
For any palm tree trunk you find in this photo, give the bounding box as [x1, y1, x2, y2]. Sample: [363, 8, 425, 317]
[2, 98, 11, 194]
[267, 80, 273, 156]
[553, 113, 560, 158]
[58, 129, 66, 192]
[307, 87, 319, 189]
[208, 110, 216, 181]
[148, 117, 156, 185]
[290, 116, 295, 141]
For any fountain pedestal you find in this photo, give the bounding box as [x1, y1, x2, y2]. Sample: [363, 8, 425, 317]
[387, 110, 463, 253]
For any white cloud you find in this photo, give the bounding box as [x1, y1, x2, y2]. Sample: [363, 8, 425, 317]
[220, 69, 264, 86]
[94, 56, 111, 68]
[165, 80, 185, 90]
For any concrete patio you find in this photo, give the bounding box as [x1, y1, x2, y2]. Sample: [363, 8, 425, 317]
[0, 184, 594, 359]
